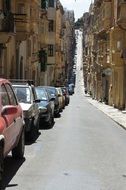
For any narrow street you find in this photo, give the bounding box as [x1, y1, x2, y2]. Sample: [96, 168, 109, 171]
[3, 31, 126, 190]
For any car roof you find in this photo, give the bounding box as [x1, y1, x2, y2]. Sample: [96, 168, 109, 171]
[41, 86, 55, 88]
[38, 86, 56, 89]
[35, 86, 47, 91]
[9, 79, 34, 85]
[12, 84, 31, 88]
[0, 78, 11, 84]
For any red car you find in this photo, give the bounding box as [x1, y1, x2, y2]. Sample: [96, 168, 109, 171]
[0, 79, 25, 184]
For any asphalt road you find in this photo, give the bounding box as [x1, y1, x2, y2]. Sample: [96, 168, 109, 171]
[2, 31, 126, 190]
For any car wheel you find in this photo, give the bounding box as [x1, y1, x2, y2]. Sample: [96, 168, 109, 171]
[35, 118, 39, 133]
[12, 128, 25, 159]
[0, 145, 4, 188]
[51, 114, 54, 125]
[48, 113, 54, 127]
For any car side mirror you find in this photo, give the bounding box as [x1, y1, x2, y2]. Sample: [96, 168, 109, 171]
[34, 99, 41, 103]
[50, 97, 55, 101]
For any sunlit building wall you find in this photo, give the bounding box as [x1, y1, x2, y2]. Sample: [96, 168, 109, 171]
[83, 0, 126, 110]
[55, 0, 65, 86]
[0, 1, 16, 78]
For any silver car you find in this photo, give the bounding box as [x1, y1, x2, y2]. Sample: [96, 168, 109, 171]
[12, 81, 40, 141]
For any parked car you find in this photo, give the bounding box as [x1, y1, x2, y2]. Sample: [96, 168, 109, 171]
[43, 86, 60, 116]
[0, 78, 25, 184]
[12, 80, 40, 141]
[56, 87, 65, 111]
[61, 87, 70, 105]
[35, 86, 55, 127]
[68, 83, 75, 95]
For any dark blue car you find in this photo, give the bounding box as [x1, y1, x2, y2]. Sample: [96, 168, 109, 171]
[35, 87, 55, 127]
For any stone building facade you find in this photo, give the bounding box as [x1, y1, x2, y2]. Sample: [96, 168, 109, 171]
[83, 0, 126, 110]
[0, 0, 75, 86]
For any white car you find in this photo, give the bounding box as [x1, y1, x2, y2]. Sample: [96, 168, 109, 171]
[12, 81, 40, 141]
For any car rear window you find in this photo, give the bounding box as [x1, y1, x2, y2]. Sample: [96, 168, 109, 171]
[35, 88, 47, 101]
[47, 88, 56, 96]
[13, 86, 31, 103]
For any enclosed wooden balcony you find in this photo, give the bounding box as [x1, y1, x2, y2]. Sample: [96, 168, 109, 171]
[0, 12, 15, 43]
[97, 1, 112, 33]
[103, 1, 112, 28]
[14, 13, 30, 41]
[117, 1, 126, 29]
[41, 0, 48, 9]
[94, 0, 102, 7]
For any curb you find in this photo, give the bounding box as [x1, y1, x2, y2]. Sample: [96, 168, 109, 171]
[86, 96, 126, 130]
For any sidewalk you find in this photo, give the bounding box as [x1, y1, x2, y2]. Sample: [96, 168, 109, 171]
[86, 95, 126, 130]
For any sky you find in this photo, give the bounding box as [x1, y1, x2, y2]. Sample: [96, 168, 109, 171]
[60, 0, 92, 21]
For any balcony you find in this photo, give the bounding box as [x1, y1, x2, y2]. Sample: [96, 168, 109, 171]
[94, 0, 102, 7]
[41, 0, 48, 9]
[96, 2, 112, 33]
[40, 0, 48, 18]
[102, 18, 112, 30]
[118, 0, 126, 5]
[0, 12, 15, 43]
[117, 1, 126, 29]
[14, 13, 30, 41]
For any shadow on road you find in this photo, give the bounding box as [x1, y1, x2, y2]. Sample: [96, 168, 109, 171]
[25, 131, 41, 145]
[2, 156, 25, 189]
[39, 121, 55, 130]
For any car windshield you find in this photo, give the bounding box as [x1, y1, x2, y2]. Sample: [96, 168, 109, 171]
[35, 88, 47, 101]
[57, 88, 62, 94]
[47, 87, 56, 96]
[13, 86, 31, 103]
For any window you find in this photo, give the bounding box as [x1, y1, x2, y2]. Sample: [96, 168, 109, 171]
[41, 0, 48, 9]
[48, 20, 54, 32]
[48, 45, 54, 56]
[14, 87, 31, 103]
[36, 88, 47, 101]
[5, 84, 17, 105]
[31, 86, 37, 101]
[1, 85, 10, 106]
[48, 0, 54, 7]
[3, 0, 11, 12]
[17, 3, 25, 14]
